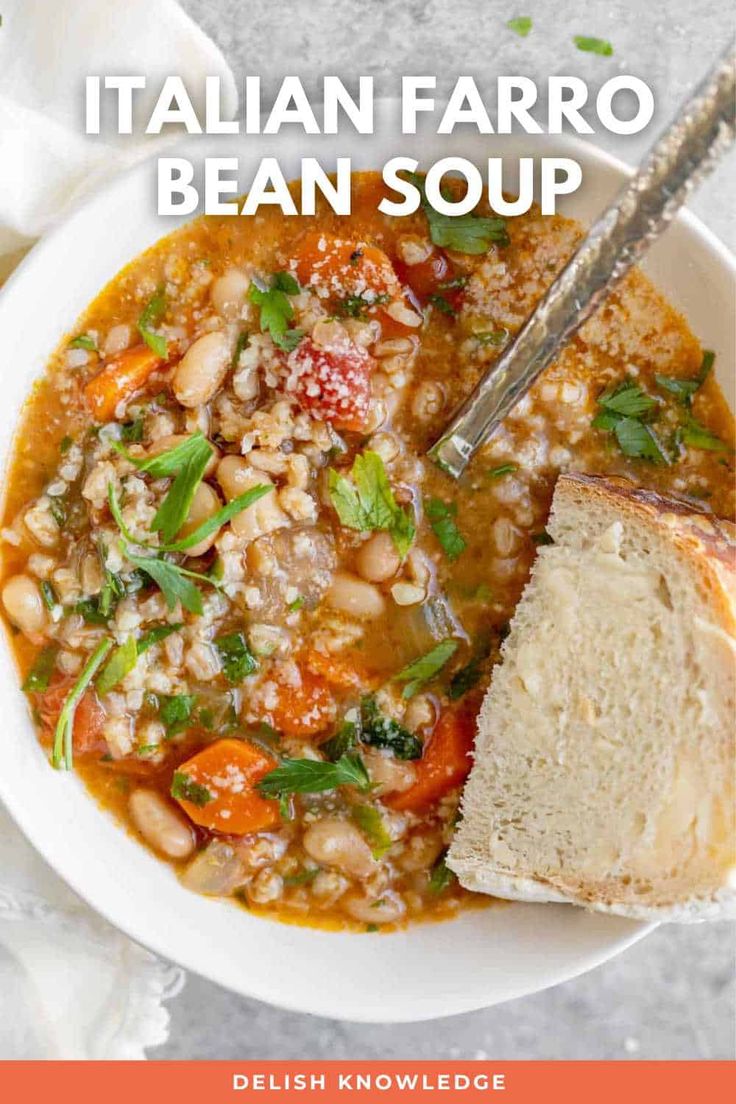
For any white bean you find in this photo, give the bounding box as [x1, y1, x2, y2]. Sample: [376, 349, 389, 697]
[173, 331, 231, 407]
[216, 456, 288, 540]
[102, 324, 132, 357]
[363, 748, 417, 796]
[178, 482, 223, 556]
[344, 891, 406, 924]
[210, 269, 250, 320]
[326, 572, 386, 619]
[355, 532, 401, 583]
[129, 789, 195, 859]
[2, 574, 48, 638]
[303, 817, 375, 878]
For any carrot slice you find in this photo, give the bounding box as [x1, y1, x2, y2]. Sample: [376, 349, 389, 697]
[84, 344, 163, 421]
[292, 231, 399, 300]
[172, 738, 280, 834]
[269, 664, 335, 738]
[388, 698, 480, 812]
[303, 648, 370, 692]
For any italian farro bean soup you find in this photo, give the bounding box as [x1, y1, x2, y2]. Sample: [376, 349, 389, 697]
[1, 172, 734, 931]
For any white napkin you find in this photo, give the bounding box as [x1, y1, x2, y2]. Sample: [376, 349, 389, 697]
[0, 0, 237, 1059]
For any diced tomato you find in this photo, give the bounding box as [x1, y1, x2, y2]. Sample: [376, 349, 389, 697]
[293, 231, 399, 300]
[287, 336, 372, 432]
[388, 697, 481, 812]
[269, 663, 335, 738]
[36, 678, 107, 758]
[173, 738, 280, 835]
[394, 248, 465, 313]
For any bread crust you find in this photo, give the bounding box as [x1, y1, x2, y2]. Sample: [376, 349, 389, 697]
[448, 473, 736, 923]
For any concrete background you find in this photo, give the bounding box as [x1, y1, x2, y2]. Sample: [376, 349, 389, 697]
[158, 0, 736, 1060]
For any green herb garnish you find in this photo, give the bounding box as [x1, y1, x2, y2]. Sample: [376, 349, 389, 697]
[328, 450, 415, 557]
[321, 718, 359, 762]
[248, 272, 304, 351]
[48, 496, 66, 527]
[39, 581, 57, 611]
[475, 329, 509, 347]
[507, 16, 532, 36]
[655, 349, 715, 407]
[679, 416, 728, 453]
[257, 753, 372, 797]
[283, 868, 320, 887]
[121, 548, 206, 615]
[406, 171, 509, 254]
[425, 497, 467, 561]
[22, 646, 59, 693]
[171, 771, 213, 807]
[231, 329, 250, 370]
[96, 635, 138, 696]
[215, 632, 258, 684]
[159, 694, 197, 735]
[352, 804, 393, 858]
[287, 595, 305, 612]
[573, 35, 613, 56]
[592, 380, 669, 463]
[360, 696, 422, 760]
[394, 639, 458, 699]
[428, 854, 456, 894]
[427, 293, 456, 316]
[69, 334, 98, 352]
[137, 623, 183, 653]
[137, 285, 169, 358]
[487, 463, 517, 478]
[52, 639, 113, 770]
[336, 292, 391, 319]
[120, 419, 144, 443]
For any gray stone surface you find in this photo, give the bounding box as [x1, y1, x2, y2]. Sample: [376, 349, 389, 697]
[157, 0, 736, 1060]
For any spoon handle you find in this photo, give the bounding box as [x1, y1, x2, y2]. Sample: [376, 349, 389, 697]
[429, 43, 736, 478]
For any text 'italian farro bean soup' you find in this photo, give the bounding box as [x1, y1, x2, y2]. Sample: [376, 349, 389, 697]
[1, 172, 734, 931]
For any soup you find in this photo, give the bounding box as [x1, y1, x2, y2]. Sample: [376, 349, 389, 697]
[1, 172, 733, 931]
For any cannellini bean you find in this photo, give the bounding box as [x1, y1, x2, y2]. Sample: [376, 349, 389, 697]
[128, 789, 195, 859]
[344, 891, 406, 924]
[216, 455, 289, 540]
[303, 818, 376, 878]
[363, 748, 417, 796]
[102, 324, 132, 357]
[172, 331, 231, 407]
[210, 269, 250, 320]
[397, 829, 445, 873]
[178, 482, 223, 556]
[181, 840, 247, 895]
[390, 581, 425, 607]
[411, 381, 445, 421]
[326, 572, 386, 619]
[492, 516, 521, 557]
[403, 694, 435, 733]
[355, 532, 401, 583]
[147, 434, 219, 477]
[2, 574, 48, 638]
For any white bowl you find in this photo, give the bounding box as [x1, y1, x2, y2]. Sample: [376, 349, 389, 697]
[0, 116, 733, 1022]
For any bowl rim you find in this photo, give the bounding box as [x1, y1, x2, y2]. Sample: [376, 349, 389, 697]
[0, 122, 732, 1023]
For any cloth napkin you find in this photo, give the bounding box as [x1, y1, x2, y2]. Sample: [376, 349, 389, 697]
[0, 0, 237, 1059]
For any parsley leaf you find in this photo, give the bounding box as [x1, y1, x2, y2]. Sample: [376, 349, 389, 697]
[122, 548, 205, 615]
[596, 381, 657, 419]
[592, 380, 669, 463]
[69, 334, 98, 352]
[52, 639, 113, 770]
[613, 417, 669, 462]
[679, 416, 728, 452]
[425, 497, 467, 560]
[321, 718, 359, 762]
[328, 450, 415, 557]
[352, 804, 392, 859]
[96, 635, 138, 695]
[164, 484, 271, 552]
[257, 753, 372, 797]
[159, 694, 197, 735]
[137, 284, 169, 358]
[23, 646, 59, 693]
[39, 581, 57, 610]
[573, 35, 613, 56]
[487, 463, 517, 478]
[150, 436, 214, 543]
[114, 431, 209, 478]
[428, 854, 456, 894]
[360, 696, 423, 760]
[214, 632, 258, 683]
[336, 292, 391, 319]
[394, 639, 458, 699]
[171, 771, 213, 807]
[137, 623, 183, 653]
[655, 349, 715, 407]
[248, 272, 304, 351]
[407, 171, 509, 254]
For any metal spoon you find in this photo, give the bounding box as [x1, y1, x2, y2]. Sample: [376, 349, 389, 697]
[428, 43, 736, 479]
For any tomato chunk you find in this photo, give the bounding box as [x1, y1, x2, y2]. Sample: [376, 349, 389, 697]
[269, 663, 335, 738]
[388, 698, 480, 812]
[36, 679, 107, 758]
[394, 248, 465, 312]
[173, 738, 280, 835]
[287, 336, 372, 432]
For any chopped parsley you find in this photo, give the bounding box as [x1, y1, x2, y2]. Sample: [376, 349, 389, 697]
[655, 349, 715, 407]
[287, 595, 305, 612]
[474, 329, 509, 347]
[69, 334, 98, 352]
[283, 868, 319, 887]
[352, 804, 392, 859]
[137, 285, 169, 358]
[360, 696, 422, 760]
[406, 171, 509, 254]
[59, 435, 73, 454]
[158, 694, 197, 735]
[427, 293, 456, 316]
[487, 463, 517, 478]
[171, 771, 213, 807]
[336, 292, 391, 319]
[257, 753, 372, 798]
[22, 646, 59, 693]
[214, 632, 258, 684]
[328, 450, 415, 557]
[424, 497, 467, 561]
[39, 581, 57, 611]
[573, 35, 613, 56]
[248, 271, 304, 351]
[678, 417, 728, 453]
[394, 639, 458, 699]
[137, 623, 182, 654]
[120, 418, 144, 443]
[428, 854, 456, 894]
[592, 380, 669, 463]
[321, 718, 359, 762]
[506, 16, 532, 37]
[231, 329, 250, 370]
[96, 635, 138, 696]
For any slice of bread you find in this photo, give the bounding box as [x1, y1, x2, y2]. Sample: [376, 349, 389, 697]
[448, 473, 736, 922]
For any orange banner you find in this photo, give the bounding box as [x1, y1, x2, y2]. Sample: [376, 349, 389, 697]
[0, 1061, 733, 1103]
